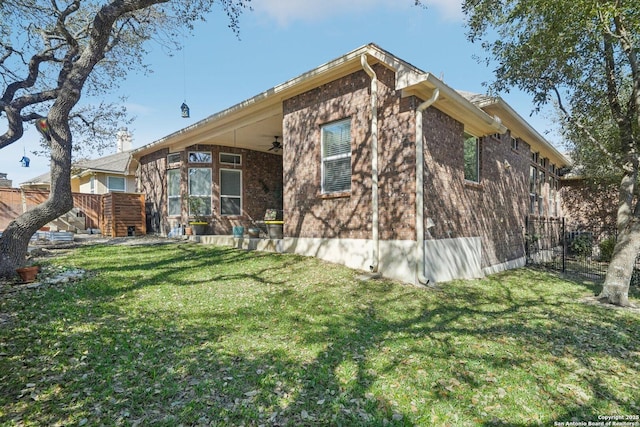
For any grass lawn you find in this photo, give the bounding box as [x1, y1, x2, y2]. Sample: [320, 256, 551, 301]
[1, 241, 639, 426]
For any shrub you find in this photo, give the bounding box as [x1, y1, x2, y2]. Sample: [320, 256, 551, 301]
[569, 234, 593, 258]
[599, 236, 616, 262]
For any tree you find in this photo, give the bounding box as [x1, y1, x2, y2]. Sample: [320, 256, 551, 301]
[463, 0, 640, 306]
[0, 0, 250, 279]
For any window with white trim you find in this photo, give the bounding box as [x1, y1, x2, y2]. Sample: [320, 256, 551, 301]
[167, 169, 181, 216]
[321, 118, 351, 194]
[107, 176, 125, 192]
[529, 166, 537, 214]
[463, 133, 480, 183]
[188, 168, 212, 216]
[188, 151, 212, 163]
[220, 153, 241, 166]
[220, 169, 242, 216]
[167, 153, 181, 165]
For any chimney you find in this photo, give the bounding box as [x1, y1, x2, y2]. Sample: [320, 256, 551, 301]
[0, 172, 12, 188]
[116, 128, 132, 153]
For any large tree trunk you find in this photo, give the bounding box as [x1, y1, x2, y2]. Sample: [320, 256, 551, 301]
[0, 121, 74, 279]
[598, 167, 638, 307]
[598, 220, 640, 307]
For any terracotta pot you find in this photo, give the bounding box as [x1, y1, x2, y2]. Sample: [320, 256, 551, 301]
[16, 266, 40, 283]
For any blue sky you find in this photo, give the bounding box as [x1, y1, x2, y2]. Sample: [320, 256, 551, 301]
[1, 0, 560, 185]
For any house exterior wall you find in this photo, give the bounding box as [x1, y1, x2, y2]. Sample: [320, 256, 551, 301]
[283, 64, 417, 242]
[138, 145, 282, 235]
[282, 65, 549, 278]
[420, 108, 532, 269]
[560, 178, 618, 230]
[76, 173, 136, 194]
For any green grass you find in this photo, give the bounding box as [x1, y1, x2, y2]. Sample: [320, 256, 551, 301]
[1, 242, 639, 426]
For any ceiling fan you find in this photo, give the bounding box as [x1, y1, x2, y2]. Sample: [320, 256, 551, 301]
[268, 136, 282, 152]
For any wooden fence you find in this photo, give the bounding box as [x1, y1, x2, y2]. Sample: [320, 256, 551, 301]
[0, 188, 145, 237]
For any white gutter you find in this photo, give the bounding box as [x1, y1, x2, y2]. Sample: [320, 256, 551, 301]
[415, 88, 440, 285]
[361, 54, 380, 273]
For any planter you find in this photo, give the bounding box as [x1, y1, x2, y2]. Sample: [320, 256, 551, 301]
[265, 221, 284, 239]
[189, 222, 208, 235]
[232, 226, 244, 238]
[248, 227, 260, 238]
[16, 266, 40, 283]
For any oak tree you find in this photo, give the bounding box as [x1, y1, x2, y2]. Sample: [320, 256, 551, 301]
[0, 0, 250, 278]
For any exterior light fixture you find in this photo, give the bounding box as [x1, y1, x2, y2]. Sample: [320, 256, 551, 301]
[180, 102, 190, 118]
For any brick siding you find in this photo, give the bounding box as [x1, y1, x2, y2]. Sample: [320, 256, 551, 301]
[138, 145, 282, 235]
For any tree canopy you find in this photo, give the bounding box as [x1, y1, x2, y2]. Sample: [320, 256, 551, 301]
[463, 0, 640, 306]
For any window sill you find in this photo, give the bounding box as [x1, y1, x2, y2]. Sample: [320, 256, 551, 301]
[318, 191, 351, 199]
[464, 180, 483, 191]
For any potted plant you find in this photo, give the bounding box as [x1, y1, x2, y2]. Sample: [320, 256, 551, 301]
[16, 264, 40, 283]
[188, 196, 209, 235]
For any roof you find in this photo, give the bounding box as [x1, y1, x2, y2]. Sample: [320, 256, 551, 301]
[21, 150, 133, 187]
[73, 150, 133, 176]
[129, 43, 566, 167]
[458, 91, 570, 167]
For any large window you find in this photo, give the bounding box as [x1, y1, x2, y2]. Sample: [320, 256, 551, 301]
[188, 168, 212, 216]
[220, 169, 242, 216]
[167, 169, 181, 216]
[107, 176, 125, 192]
[321, 119, 351, 194]
[463, 133, 480, 183]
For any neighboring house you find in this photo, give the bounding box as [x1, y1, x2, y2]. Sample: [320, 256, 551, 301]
[0, 173, 11, 188]
[21, 130, 137, 194]
[20, 150, 136, 193]
[132, 43, 569, 285]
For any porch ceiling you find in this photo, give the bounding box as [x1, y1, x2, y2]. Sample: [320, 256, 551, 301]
[164, 109, 284, 155]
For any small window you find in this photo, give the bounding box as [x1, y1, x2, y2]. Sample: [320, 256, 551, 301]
[463, 133, 480, 183]
[188, 151, 212, 163]
[511, 137, 519, 150]
[90, 176, 95, 194]
[167, 153, 181, 165]
[167, 169, 181, 216]
[321, 119, 352, 194]
[532, 152, 539, 163]
[220, 153, 241, 166]
[220, 169, 242, 216]
[107, 176, 125, 192]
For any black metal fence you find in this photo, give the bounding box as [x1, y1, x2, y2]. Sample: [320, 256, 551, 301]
[525, 216, 640, 285]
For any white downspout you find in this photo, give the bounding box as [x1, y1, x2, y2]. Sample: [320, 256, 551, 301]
[415, 88, 440, 285]
[361, 54, 380, 273]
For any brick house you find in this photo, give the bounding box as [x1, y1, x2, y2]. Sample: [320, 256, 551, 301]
[132, 44, 569, 285]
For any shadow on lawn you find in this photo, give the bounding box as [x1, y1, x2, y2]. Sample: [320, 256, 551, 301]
[1, 246, 639, 426]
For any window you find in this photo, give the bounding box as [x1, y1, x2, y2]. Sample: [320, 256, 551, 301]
[90, 176, 95, 194]
[529, 166, 537, 214]
[167, 153, 181, 164]
[538, 170, 545, 215]
[188, 151, 212, 163]
[220, 169, 241, 216]
[321, 119, 352, 193]
[107, 176, 125, 192]
[463, 133, 480, 183]
[220, 153, 241, 166]
[188, 168, 212, 216]
[549, 176, 556, 217]
[167, 169, 181, 216]
[511, 137, 519, 150]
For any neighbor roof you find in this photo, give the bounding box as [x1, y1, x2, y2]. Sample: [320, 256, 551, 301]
[21, 150, 133, 187]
